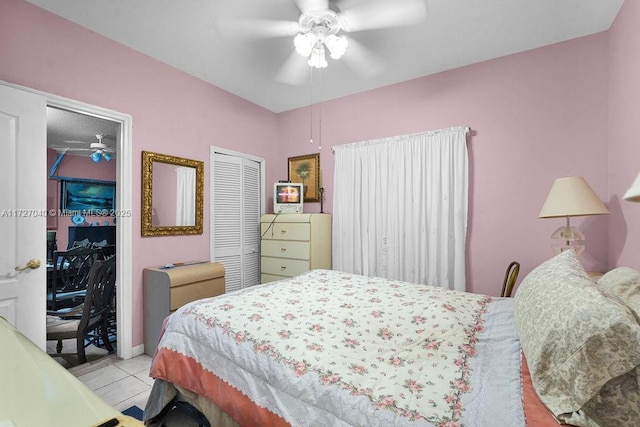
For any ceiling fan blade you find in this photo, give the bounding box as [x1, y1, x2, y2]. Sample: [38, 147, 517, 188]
[342, 37, 386, 79]
[295, 0, 329, 13]
[338, 0, 427, 32]
[275, 51, 312, 86]
[63, 140, 91, 144]
[51, 146, 88, 151]
[217, 17, 301, 39]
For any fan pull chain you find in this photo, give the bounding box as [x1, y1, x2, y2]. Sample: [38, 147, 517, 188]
[309, 67, 314, 146]
[318, 68, 322, 152]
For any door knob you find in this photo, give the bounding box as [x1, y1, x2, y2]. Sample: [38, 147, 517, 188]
[15, 258, 41, 271]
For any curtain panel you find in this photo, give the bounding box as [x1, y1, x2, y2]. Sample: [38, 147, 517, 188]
[332, 126, 469, 291]
[176, 166, 196, 226]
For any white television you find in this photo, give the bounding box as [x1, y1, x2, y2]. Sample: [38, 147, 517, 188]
[273, 182, 303, 214]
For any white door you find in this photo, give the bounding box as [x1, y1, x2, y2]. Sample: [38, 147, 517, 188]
[211, 149, 263, 292]
[0, 85, 47, 349]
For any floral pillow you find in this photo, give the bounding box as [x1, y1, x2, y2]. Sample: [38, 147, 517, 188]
[514, 250, 640, 427]
[597, 266, 640, 320]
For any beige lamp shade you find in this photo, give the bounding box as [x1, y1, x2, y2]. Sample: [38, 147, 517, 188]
[624, 172, 640, 202]
[539, 176, 610, 218]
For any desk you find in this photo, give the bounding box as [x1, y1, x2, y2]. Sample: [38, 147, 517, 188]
[0, 317, 135, 426]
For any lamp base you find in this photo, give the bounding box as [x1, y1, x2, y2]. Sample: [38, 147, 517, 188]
[550, 226, 585, 255]
[552, 242, 585, 255]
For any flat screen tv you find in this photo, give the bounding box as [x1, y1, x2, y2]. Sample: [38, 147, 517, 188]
[273, 182, 303, 214]
[61, 179, 116, 215]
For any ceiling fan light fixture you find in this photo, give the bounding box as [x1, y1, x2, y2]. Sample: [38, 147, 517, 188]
[91, 151, 102, 163]
[294, 33, 316, 57]
[103, 153, 113, 162]
[325, 34, 348, 59]
[294, 10, 346, 69]
[308, 45, 328, 68]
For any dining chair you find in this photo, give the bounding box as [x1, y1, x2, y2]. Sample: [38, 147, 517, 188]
[47, 247, 100, 311]
[97, 244, 116, 260]
[46, 256, 117, 365]
[500, 261, 521, 297]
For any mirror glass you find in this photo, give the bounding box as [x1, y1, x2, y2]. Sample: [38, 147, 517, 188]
[142, 151, 204, 236]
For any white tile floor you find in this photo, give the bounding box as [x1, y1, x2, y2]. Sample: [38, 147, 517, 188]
[49, 339, 154, 413]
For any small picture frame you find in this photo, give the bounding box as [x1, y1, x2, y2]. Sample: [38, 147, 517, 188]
[288, 153, 320, 202]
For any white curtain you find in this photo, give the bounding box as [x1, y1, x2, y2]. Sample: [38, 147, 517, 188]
[332, 126, 469, 290]
[176, 166, 196, 226]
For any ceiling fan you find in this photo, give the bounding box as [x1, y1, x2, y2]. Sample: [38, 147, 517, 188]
[51, 134, 116, 162]
[217, 0, 428, 84]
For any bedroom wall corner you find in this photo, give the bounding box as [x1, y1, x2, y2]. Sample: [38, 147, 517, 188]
[607, 0, 640, 270]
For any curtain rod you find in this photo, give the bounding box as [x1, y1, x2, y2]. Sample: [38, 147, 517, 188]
[331, 126, 471, 153]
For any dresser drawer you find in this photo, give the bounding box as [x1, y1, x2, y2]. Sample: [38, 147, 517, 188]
[261, 240, 310, 260]
[261, 256, 310, 277]
[261, 273, 288, 284]
[169, 278, 225, 311]
[261, 222, 310, 241]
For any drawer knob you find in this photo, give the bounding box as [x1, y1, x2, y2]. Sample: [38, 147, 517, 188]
[280, 247, 287, 252]
[280, 230, 287, 234]
[280, 266, 287, 270]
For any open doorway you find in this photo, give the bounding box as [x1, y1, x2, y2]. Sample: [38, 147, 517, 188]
[46, 106, 120, 367]
[2, 80, 134, 364]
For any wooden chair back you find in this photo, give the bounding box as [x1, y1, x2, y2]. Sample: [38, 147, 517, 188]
[48, 247, 100, 311]
[500, 261, 520, 297]
[97, 244, 116, 260]
[79, 257, 117, 342]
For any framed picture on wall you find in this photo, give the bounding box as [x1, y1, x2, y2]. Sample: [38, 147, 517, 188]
[60, 179, 116, 214]
[288, 153, 320, 202]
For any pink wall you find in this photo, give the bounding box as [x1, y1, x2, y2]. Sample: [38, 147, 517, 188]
[279, 34, 611, 295]
[608, 1, 640, 269]
[4, 0, 637, 346]
[1, 0, 279, 346]
[47, 148, 117, 250]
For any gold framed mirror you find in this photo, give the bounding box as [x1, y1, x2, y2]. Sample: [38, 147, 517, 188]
[142, 151, 204, 236]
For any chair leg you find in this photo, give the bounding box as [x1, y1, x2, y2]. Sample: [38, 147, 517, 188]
[77, 334, 87, 364]
[101, 324, 114, 353]
[56, 340, 63, 354]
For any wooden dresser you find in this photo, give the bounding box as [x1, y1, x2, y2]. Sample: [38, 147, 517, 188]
[143, 262, 225, 355]
[260, 213, 332, 283]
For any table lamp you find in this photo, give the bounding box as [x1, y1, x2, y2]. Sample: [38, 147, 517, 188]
[624, 172, 640, 202]
[539, 176, 610, 254]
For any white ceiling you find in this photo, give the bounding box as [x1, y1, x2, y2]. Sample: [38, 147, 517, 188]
[26, 0, 624, 115]
[47, 107, 119, 157]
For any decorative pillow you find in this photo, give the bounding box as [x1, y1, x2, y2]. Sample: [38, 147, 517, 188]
[514, 250, 640, 427]
[91, 239, 108, 248]
[597, 267, 640, 320]
[71, 238, 91, 248]
[564, 367, 640, 427]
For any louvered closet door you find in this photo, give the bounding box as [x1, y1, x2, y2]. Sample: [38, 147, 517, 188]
[242, 160, 261, 287]
[212, 151, 262, 293]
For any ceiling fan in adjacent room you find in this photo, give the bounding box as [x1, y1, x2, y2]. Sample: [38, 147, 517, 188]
[50, 134, 116, 162]
[217, 0, 428, 84]
[88, 134, 114, 162]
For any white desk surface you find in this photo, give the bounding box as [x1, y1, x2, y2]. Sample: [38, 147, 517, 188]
[0, 317, 130, 427]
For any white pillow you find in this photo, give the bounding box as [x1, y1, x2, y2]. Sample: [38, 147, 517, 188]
[514, 250, 640, 426]
[597, 267, 640, 320]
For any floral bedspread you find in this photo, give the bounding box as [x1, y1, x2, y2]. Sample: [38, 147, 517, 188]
[151, 270, 514, 426]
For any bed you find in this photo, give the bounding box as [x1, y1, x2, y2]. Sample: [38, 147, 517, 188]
[144, 250, 640, 427]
